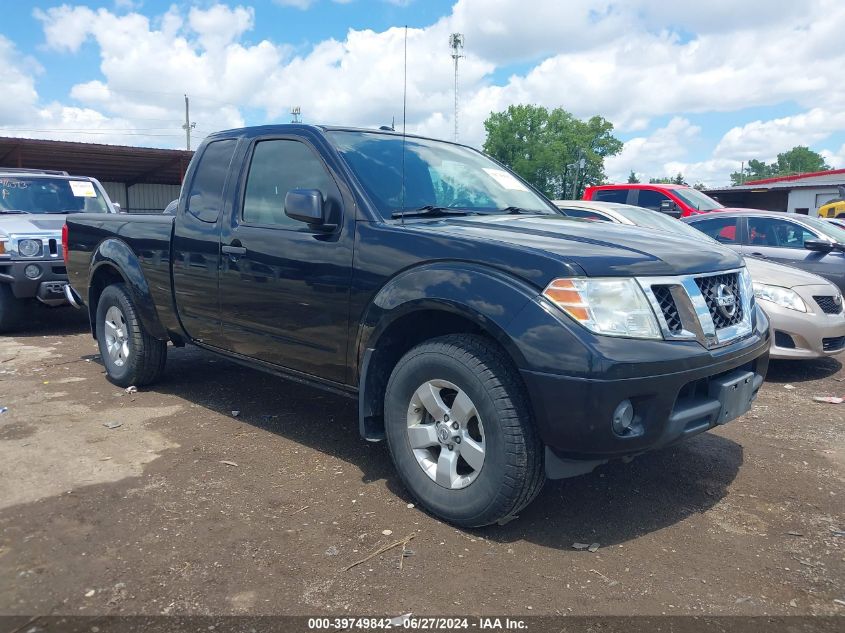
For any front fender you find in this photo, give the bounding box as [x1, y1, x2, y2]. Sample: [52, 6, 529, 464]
[89, 238, 168, 340]
[356, 262, 542, 376]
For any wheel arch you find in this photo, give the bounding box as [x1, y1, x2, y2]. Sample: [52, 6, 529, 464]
[88, 238, 168, 341]
[355, 262, 537, 441]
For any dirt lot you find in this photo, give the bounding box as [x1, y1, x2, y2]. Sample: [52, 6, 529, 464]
[0, 307, 843, 617]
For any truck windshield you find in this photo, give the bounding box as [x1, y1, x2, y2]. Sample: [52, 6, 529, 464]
[328, 131, 558, 218]
[672, 187, 724, 212]
[0, 177, 110, 214]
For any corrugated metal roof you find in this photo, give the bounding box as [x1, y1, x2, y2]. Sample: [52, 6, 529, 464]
[0, 137, 193, 185]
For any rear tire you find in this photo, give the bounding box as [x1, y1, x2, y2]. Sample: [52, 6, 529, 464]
[96, 283, 166, 387]
[0, 285, 24, 334]
[384, 334, 543, 527]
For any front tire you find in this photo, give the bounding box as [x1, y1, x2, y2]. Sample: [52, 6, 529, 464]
[384, 334, 543, 527]
[96, 283, 166, 387]
[0, 285, 24, 334]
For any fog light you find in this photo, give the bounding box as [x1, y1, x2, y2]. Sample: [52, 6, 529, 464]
[24, 264, 42, 279]
[612, 399, 634, 435]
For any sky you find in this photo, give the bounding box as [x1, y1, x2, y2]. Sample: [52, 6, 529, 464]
[1, 0, 844, 187]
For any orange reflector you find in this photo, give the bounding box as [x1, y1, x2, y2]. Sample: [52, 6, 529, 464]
[543, 278, 591, 323]
[0, 242, 5, 255]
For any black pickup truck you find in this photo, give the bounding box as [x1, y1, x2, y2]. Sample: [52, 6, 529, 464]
[64, 125, 770, 526]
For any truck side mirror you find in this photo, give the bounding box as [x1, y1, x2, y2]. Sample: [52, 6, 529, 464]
[112, 202, 122, 214]
[285, 189, 331, 228]
[804, 239, 834, 252]
[659, 199, 681, 218]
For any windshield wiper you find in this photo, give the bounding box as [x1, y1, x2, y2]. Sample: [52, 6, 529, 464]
[392, 205, 475, 219]
[0, 210, 29, 214]
[499, 206, 549, 215]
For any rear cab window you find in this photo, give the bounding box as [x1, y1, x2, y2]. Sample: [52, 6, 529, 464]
[186, 139, 237, 223]
[592, 188, 629, 204]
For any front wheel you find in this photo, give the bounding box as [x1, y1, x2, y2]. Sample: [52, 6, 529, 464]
[96, 283, 167, 387]
[384, 334, 544, 527]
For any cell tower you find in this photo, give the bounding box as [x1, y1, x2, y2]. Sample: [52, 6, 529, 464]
[449, 33, 464, 142]
[291, 106, 302, 123]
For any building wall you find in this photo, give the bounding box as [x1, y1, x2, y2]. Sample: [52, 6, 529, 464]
[786, 187, 841, 215]
[101, 182, 182, 213]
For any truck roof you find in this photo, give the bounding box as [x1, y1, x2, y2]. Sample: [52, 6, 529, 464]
[587, 183, 688, 191]
[0, 168, 70, 177]
[0, 169, 95, 181]
[204, 123, 473, 149]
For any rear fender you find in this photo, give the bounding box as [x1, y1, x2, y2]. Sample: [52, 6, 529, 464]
[88, 238, 168, 340]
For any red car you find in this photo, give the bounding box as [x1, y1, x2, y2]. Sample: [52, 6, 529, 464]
[583, 183, 728, 218]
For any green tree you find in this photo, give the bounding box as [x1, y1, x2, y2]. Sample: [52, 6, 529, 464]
[627, 170, 640, 183]
[482, 104, 623, 199]
[649, 173, 686, 185]
[729, 147, 830, 184]
[775, 146, 831, 174]
[693, 182, 707, 191]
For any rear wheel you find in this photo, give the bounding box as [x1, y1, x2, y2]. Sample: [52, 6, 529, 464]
[96, 283, 166, 387]
[0, 285, 24, 334]
[384, 334, 543, 527]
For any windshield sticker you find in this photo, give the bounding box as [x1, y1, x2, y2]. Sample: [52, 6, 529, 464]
[0, 178, 30, 189]
[69, 181, 97, 198]
[482, 168, 529, 192]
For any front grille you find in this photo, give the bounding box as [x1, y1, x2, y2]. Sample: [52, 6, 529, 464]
[823, 336, 845, 352]
[695, 273, 744, 329]
[813, 295, 843, 315]
[652, 285, 683, 334]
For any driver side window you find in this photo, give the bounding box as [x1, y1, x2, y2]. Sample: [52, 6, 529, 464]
[242, 139, 340, 227]
[747, 217, 816, 249]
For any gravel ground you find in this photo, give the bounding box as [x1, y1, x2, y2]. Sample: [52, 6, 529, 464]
[0, 307, 842, 617]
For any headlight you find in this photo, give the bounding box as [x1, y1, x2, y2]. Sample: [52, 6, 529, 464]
[753, 282, 806, 312]
[543, 277, 662, 339]
[17, 238, 42, 257]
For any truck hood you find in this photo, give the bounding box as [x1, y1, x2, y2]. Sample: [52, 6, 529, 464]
[408, 214, 743, 277]
[0, 214, 66, 236]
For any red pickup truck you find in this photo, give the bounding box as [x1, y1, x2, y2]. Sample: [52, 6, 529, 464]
[583, 183, 728, 218]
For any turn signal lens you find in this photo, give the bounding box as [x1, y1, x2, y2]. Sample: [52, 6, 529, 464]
[542, 277, 662, 339]
[0, 241, 6, 256]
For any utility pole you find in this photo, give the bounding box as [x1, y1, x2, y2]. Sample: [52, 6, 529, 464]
[449, 33, 464, 142]
[291, 106, 302, 123]
[182, 94, 196, 151]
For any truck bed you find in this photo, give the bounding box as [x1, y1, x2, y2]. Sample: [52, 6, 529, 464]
[66, 213, 177, 335]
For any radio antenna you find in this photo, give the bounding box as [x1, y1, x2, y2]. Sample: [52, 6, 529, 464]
[400, 25, 408, 225]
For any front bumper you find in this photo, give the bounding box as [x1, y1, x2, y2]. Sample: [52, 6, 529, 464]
[0, 259, 69, 305]
[509, 298, 771, 478]
[761, 288, 845, 360]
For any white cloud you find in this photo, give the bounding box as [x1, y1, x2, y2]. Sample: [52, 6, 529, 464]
[605, 117, 702, 182]
[0, 36, 40, 125]
[714, 108, 845, 162]
[821, 144, 845, 170]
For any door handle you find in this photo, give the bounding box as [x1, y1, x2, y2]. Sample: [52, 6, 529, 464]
[222, 245, 247, 256]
